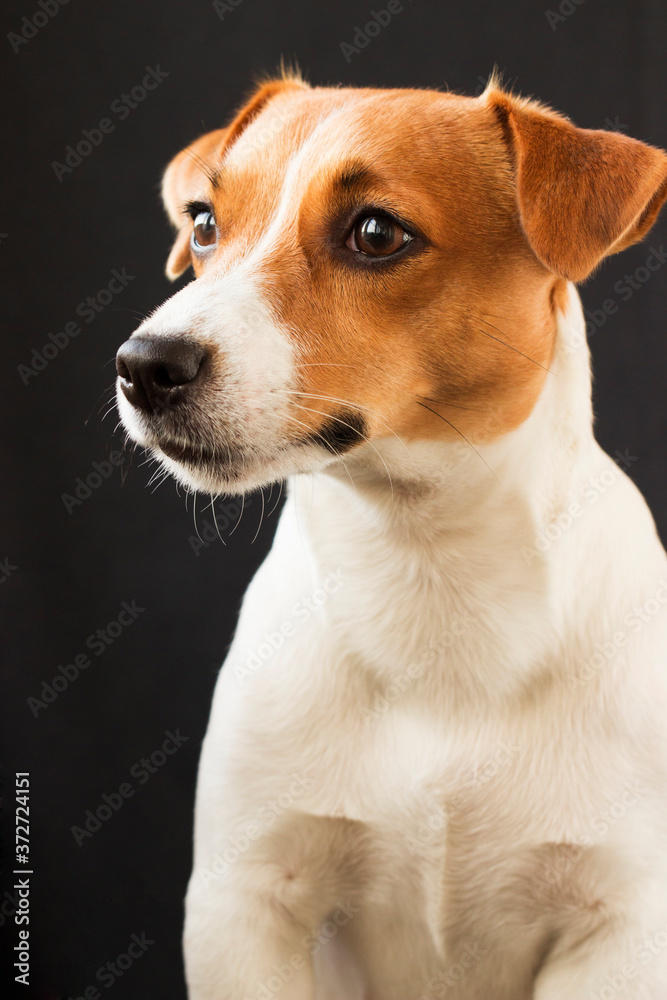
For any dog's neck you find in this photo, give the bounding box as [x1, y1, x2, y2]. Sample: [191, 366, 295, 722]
[293, 285, 594, 546]
[288, 285, 601, 700]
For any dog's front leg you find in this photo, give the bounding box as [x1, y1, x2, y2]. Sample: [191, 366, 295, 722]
[183, 811, 365, 1000]
[184, 881, 316, 1000]
[534, 913, 667, 1000]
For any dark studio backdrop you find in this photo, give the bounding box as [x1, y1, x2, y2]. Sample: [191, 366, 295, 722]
[3, 0, 667, 996]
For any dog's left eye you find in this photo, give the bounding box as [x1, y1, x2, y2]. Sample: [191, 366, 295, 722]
[346, 215, 412, 257]
[192, 211, 218, 249]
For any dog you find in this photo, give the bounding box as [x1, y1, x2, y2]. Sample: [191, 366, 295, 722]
[116, 71, 667, 999]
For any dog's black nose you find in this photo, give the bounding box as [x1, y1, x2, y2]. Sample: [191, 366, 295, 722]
[116, 335, 207, 414]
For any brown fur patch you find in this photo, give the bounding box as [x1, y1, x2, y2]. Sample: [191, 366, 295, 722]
[161, 80, 667, 447]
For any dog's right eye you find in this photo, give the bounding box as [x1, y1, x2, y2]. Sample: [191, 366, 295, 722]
[192, 211, 218, 249]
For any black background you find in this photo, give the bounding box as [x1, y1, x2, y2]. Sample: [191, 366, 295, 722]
[3, 1, 667, 997]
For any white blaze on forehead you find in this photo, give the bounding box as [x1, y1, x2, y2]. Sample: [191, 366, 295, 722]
[135, 263, 296, 402]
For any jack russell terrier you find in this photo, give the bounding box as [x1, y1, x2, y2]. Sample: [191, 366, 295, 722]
[116, 72, 667, 1000]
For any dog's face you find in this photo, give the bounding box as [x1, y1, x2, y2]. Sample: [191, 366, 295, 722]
[116, 75, 667, 494]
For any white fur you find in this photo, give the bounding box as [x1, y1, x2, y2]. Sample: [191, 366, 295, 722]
[169, 284, 667, 1000]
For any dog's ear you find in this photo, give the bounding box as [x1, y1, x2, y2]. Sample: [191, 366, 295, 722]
[162, 74, 308, 280]
[486, 88, 667, 281]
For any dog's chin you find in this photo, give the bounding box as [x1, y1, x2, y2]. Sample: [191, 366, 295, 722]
[146, 434, 340, 496]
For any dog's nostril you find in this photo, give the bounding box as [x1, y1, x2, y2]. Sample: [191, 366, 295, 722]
[115, 335, 207, 414]
[116, 358, 131, 381]
[154, 365, 177, 389]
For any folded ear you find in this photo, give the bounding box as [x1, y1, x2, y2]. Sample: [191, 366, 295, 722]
[486, 88, 667, 281]
[161, 74, 308, 280]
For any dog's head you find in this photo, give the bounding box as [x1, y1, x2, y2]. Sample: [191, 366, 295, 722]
[116, 73, 667, 494]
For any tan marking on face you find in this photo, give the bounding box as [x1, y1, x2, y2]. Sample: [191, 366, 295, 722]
[161, 79, 667, 454]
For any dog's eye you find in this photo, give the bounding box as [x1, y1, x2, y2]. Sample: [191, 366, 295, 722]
[346, 215, 411, 257]
[192, 211, 217, 249]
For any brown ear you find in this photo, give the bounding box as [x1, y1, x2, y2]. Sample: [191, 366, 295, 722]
[161, 75, 308, 280]
[487, 89, 667, 281]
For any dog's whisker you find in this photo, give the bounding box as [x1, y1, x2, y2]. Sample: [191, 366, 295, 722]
[282, 412, 361, 500]
[478, 318, 555, 375]
[228, 491, 245, 537]
[84, 381, 117, 426]
[415, 400, 497, 479]
[182, 145, 218, 186]
[286, 400, 394, 502]
[416, 395, 487, 413]
[251, 488, 266, 545]
[209, 495, 227, 547]
[150, 470, 171, 493]
[192, 491, 204, 543]
[275, 389, 416, 472]
[267, 480, 284, 518]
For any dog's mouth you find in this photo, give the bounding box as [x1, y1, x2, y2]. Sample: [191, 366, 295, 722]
[156, 437, 224, 467]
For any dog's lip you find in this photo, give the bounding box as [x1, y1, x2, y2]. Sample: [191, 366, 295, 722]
[156, 437, 221, 466]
